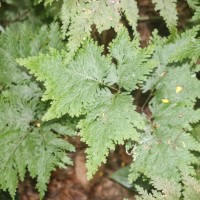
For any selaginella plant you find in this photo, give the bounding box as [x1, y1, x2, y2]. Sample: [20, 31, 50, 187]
[0, 0, 200, 199]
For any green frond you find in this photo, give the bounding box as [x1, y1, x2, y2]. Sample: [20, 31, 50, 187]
[0, 125, 75, 198]
[129, 64, 200, 183]
[171, 38, 200, 63]
[18, 40, 117, 120]
[183, 175, 200, 199]
[151, 65, 200, 129]
[109, 28, 157, 91]
[136, 178, 181, 200]
[151, 0, 178, 33]
[61, 0, 139, 53]
[0, 23, 63, 87]
[79, 93, 144, 179]
[143, 26, 199, 92]
[187, 0, 200, 20]
[0, 23, 75, 199]
[129, 132, 200, 183]
[18, 29, 153, 180]
[136, 186, 157, 200]
[120, 0, 139, 32]
[3, 1, 200, 200]
[151, 178, 181, 199]
[136, 175, 200, 200]
[0, 83, 76, 198]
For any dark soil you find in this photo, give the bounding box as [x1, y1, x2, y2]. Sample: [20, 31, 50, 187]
[17, 139, 135, 200]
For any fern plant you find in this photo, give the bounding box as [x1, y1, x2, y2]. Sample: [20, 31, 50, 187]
[135, 175, 200, 200]
[1, 0, 200, 199]
[18, 27, 152, 178]
[0, 23, 76, 198]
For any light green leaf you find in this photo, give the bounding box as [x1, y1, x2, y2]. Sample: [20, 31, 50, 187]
[151, 0, 178, 33]
[109, 28, 157, 91]
[18, 41, 116, 120]
[79, 94, 144, 178]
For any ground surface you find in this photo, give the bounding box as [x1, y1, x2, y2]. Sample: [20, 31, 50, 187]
[18, 139, 135, 200]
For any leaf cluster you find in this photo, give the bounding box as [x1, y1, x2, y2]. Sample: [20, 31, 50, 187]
[136, 175, 200, 200]
[18, 27, 154, 178]
[0, 23, 76, 198]
[1, 0, 200, 199]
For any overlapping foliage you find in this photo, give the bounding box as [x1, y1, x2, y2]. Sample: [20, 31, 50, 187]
[18, 27, 152, 178]
[0, 23, 76, 198]
[136, 175, 200, 200]
[1, 0, 200, 199]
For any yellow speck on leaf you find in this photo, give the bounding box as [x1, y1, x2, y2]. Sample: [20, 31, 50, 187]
[36, 122, 41, 128]
[176, 86, 183, 93]
[162, 98, 170, 103]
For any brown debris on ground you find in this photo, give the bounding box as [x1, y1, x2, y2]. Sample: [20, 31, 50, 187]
[18, 144, 135, 200]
